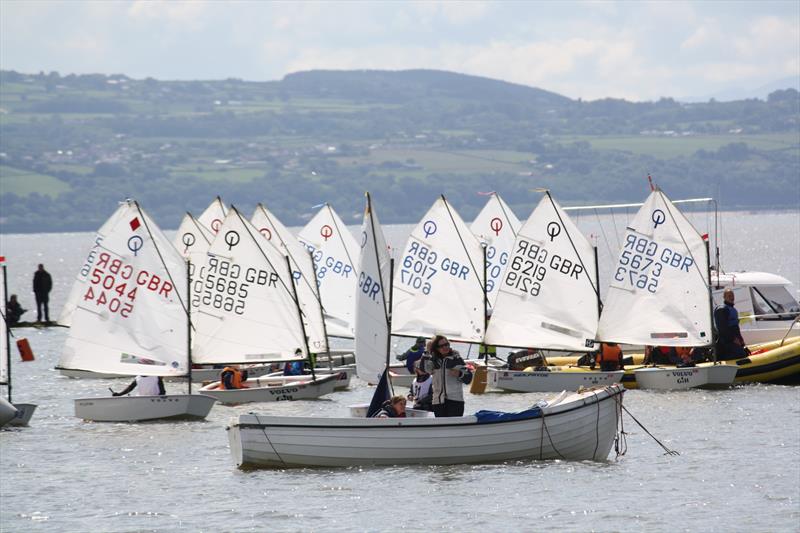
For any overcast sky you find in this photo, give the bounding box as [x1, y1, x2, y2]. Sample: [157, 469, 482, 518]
[1, 0, 798, 101]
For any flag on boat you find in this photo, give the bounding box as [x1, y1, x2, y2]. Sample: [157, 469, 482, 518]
[366, 368, 391, 418]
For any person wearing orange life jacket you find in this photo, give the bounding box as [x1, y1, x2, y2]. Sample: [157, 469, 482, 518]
[595, 342, 624, 371]
[220, 366, 249, 389]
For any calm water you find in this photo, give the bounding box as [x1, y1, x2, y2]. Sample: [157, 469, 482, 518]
[1, 210, 799, 532]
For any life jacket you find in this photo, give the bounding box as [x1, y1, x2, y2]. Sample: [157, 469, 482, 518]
[596, 343, 622, 364]
[221, 366, 246, 389]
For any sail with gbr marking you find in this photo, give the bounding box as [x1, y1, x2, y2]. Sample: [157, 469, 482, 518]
[192, 208, 307, 363]
[297, 204, 359, 338]
[174, 212, 213, 313]
[597, 189, 712, 346]
[354, 193, 392, 383]
[60, 201, 189, 376]
[392, 196, 485, 343]
[251, 204, 327, 353]
[470, 193, 521, 309]
[484, 194, 599, 351]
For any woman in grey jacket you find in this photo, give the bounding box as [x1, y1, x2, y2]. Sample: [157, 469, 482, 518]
[419, 335, 473, 417]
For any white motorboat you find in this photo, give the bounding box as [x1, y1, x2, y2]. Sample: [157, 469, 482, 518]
[226, 384, 625, 468]
[633, 362, 738, 390]
[711, 271, 800, 345]
[65, 200, 215, 422]
[1, 262, 38, 426]
[199, 373, 340, 404]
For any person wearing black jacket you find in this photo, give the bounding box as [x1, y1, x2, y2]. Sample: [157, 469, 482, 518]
[419, 335, 473, 418]
[32, 264, 52, 323]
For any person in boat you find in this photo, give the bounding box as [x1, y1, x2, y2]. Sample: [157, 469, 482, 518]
[284, 349, 305, 376]
[396, 336, 426, 373]
[111, 376, 166, 396]
[594, 342, 624, 371]
[714, 288, 747, 359]
[220, 366, 249, 389]
[7, 294, 26, 326]
[371, 395, 407, 418]
[32, 264, 52, 323]
[419, 335, 473, 418]
[646, 346, 694, 366]
[408, 361, 433, 411]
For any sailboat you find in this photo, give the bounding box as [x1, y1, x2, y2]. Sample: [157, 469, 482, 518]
[470, 192, 522, 309]
[297, 203, 360, 339]
[483, 192, 624, 392]
[195, 207, 340, 404]
[225, 193, 626, 468]
[0, 261, 37, 427]
[596, 188, 737, 390]
[67, 200, 216, 421]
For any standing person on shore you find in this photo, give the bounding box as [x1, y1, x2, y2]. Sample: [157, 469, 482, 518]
[419, 335, 473, 418]
[32, 264, 52, 323]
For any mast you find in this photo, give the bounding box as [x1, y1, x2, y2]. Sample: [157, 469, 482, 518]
[3, 265, 11, 403]
[706, 239, 718, 363]
[309, 249, 333, 371]
[186, 259, 193, 394]
[288, 256, 315, 381]
[482, 243, 488, 349]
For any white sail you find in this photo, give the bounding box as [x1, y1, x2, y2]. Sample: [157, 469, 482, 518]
[297, 204, 359, 338]
[251, 204, 327, 353]
[392, 196, 485, 343]
[484, 194, 599, 351]
[597, 189, 712, 346]
[192, 208, 308, 364]
[174, 213, 214, 314]
[58, 204, 131, 325]
[470, 193, 521, 309]
[354, 193, 392, 383]
[196, 196, 228, 235]
[60, 201, 189, 376]
[1, 264, 7, 385]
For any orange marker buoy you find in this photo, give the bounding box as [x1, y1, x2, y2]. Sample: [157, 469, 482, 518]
[17, 338, 35, 361]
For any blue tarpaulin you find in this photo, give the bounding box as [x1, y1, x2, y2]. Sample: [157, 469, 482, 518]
[474, 407, 542, 423]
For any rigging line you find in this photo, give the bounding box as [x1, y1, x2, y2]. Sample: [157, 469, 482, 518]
[326, 204, 358, 274]
[544, 191, 599, 297]
[592, 390, 600, 460]
[135, 201, 188, 316]
[440, 195, 485, 293]
[254, 414, 288, 468]
[657, 193, 711, 292]
[594, 208, 614, 260]
[258, 205, 321, 306]
[233, 207, 302, 307]
[493, 193, 519, 239]
[366, 193, 391, 330]
[620, 402, 679, 456]
[540, 411, 567, 460]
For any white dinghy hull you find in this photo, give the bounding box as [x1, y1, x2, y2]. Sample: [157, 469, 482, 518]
[199, 373, 340, 405]
[488, 368, 624, 393]
[227, 385, 624, 468]
[5, 403, 37, 426]
[74, 394, 217, 422]
[634, 363, 738, 390]
[0, 397, 18, 426]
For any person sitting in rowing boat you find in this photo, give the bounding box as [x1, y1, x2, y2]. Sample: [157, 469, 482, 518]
[396, 336, 426, 373]
[714, 288, 748, 359]
[408, 361, 433, 411]
[419, 335, 473, 418]
[111, 376, 166, 396]
[220, 366, 249, 389]
[372, 395, 407, 418]
[7, 294, 26, 326]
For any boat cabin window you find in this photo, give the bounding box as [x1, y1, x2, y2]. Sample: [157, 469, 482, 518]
[750, 286, 800, 320]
